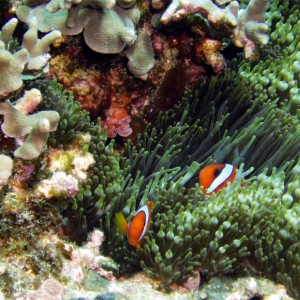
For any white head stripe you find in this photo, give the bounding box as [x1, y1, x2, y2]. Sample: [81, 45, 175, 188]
[136, 204, 150, 242]
[207, 164, 234, 193]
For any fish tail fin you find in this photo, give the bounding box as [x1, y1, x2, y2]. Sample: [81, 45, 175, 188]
[147, 201, 154, 210]
[115, 211, 128, 235]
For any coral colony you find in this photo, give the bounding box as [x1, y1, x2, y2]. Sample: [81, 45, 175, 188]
[0, 0, 300, 299]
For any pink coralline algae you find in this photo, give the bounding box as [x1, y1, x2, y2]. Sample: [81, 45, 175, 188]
[47, 54, 105, 117]
[36, 171, 79, 199]
[101, 96, 133, 138]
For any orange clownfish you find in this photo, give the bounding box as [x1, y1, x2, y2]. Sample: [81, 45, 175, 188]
[199, 164, 237, 195]
[115, 201, 153, 249]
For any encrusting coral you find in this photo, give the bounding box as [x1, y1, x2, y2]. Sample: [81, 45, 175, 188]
[26, 278, 63, 300]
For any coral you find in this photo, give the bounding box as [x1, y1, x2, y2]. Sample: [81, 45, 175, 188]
[0, 17, 61, 97]
[13, 117, 54, 160]
[0, 97, 60, 160]
[160, 0, 239, 29]
[82, 5, 139, 54]
[0, 0, 300, 298]
[231, 0, 269, 59]
[47, 53, 105, 117]
[36, 171, 79, 198]
[22, 17, 61, 70]
[45, 144, 95, 181]
[14, 88, 42, 115]
[35, 139, 95, 198]
[0, 21, 29, 97]
[194, 38, 224, 73]
[124, 29, 156, 80]
[26, 278, 64, 300]
[24, 0, 49, 6]
[15, 2, 157, 77]
[45, 0, 117, 12]
[60, 229, 117, 283]
[0, 18, 18, 49]
[0, 155, 13, 186]
[16, 4, 83, 35]
[156, 0, 269, 60]
[16, 3, 140, 54]
[117, 0, 136, 9]
[101, 95, 133, 138]
[199, 276, 294, 300]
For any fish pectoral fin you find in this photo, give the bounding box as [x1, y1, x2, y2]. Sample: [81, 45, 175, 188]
[115, 211, 128, 235]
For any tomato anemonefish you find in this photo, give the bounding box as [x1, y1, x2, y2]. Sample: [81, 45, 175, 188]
[199, 164, 237, 195]
[115, 201, 153, 249]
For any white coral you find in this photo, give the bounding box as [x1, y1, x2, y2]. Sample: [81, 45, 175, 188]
[231, 0, 269, 59]
[0, 49, 29, 98]
[26, 278, 63, 300]
[36, 171, 79, 198]
[158, 0, 269, 59]
[22, 17, 61, 70]
[0, 155, 13, 186]
[14, 88, 43, 115]
[0, 17, 61, 97]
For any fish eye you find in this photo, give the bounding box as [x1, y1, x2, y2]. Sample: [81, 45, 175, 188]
[213, 168, 221, 177]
